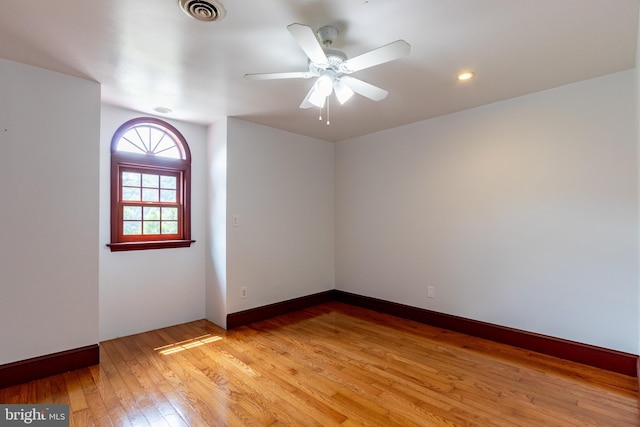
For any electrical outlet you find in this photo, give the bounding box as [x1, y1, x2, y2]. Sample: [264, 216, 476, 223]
[232, 215, 240, 227]
[241, 287, 247, 299]
[426, 286, 435, 299]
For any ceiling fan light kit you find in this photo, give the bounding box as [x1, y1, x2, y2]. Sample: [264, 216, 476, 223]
[245, 23, 410, 120]
[334, 79, 355, 105]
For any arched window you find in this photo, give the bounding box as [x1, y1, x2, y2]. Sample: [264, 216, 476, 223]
[108, 118, 194, 251]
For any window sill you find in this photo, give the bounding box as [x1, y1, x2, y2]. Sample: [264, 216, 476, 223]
[107, 240, 196, 252]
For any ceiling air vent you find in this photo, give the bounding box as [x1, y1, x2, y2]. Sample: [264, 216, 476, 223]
[179, 0, 226, 22]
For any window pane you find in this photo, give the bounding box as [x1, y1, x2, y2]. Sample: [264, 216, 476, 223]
[155, 144, 181, 159]
[150, 127, 181, 159]
[142, 174, 159, 188]
[123, 206, 142, 220]
[161, 207, 178, 220]
[160, 175, 176, 189]
[149, 127, 166, 149]
[160, 189, 176, 203]
[143, 207, 161, 220]
[117, 131, 147, 154]
[122, 187, 141, 201]
[122, 172, 141, 187]
[143, 221, 160, 235]
[123, 221, 142, 235]
[115, 124, 185, 159]
[162, 221, 178, 234]
[142, 188, 158, 202]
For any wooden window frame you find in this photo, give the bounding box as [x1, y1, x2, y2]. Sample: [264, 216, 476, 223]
[108, 118, 195, 252]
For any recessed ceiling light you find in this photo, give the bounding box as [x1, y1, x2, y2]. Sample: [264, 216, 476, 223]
[154, 106, 172, 114]
[458, 71, 475, 81]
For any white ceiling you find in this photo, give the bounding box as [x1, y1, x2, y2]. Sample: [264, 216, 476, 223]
[0, 0, 638, 142]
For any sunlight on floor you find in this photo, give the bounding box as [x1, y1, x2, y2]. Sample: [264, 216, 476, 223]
[154, 334, 223, 355]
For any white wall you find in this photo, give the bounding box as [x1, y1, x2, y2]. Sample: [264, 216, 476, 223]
[0, 59, 100, 364]
[336, 70, 639, 354]
[636, 9, 640, 357]
[226, 119, 335, 315]
[205, 119, 228, 327]
[99, 105, 207, 340]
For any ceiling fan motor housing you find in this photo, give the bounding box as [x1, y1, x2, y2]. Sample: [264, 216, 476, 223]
[325, 48, 347, 63]
[309, 53, 346, 77]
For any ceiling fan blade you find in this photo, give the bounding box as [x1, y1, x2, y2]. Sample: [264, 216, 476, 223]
[287, 23, 328, 65]
[341, 40, 410, 73]
[341, 76, 388, 101]
[244, 71, 313, 80]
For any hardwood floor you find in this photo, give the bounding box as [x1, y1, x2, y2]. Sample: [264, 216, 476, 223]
[1, 302, 638, 426]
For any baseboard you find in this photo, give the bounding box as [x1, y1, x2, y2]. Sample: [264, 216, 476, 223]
[0, 344, 99, 389]
[226, 290, 335, 329]
[334, 290, 638, 377]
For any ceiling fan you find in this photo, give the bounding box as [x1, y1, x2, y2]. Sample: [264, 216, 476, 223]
[245, 24, 411, 111]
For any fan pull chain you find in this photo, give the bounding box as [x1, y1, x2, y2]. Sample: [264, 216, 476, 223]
[317, 97, 331, 125]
